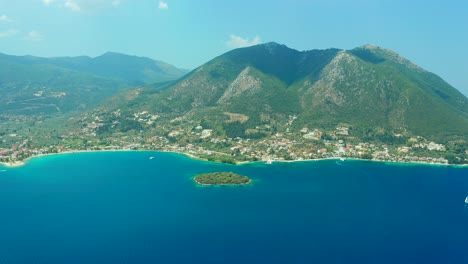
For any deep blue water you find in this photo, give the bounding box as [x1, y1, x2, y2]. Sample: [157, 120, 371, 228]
[0, 151, 467, 264]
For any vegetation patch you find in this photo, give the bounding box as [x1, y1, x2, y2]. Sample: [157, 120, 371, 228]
[224, 112, 249, 123]
[194, 172, 252, 185]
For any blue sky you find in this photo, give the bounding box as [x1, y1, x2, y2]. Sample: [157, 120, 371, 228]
[1, 0, 467, 95]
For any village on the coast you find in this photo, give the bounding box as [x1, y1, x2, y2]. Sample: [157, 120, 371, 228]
[1, 111, 463, 167]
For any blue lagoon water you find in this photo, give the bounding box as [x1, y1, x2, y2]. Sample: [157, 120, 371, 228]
[0, 152, 467, 263]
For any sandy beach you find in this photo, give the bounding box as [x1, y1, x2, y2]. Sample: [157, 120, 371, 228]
[1, 149, 467, 169]
[0, 161, 25, 168]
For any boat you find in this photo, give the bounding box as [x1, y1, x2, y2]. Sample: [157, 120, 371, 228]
[340, 157, 346, 161]
[149, 157, 155, 160]
[465, 196, 468, 204]
[266, 159, 273, 164]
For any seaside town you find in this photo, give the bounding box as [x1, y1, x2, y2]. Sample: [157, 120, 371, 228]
[1, 111, 466, 167]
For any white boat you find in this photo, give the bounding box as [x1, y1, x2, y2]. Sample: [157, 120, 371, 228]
[340, 157, 346, 161]
[465, 196, 468, 204]
[266, 159, 273, 164]
[149, 157, 155, 160]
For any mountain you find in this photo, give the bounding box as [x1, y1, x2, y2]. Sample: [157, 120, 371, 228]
[46, 52, 189, 85]
[0, 52, 188, 116]
[2, 42, 467, 165]
[0, 52, 189, 85]
[112, 42, 467, 141]
[0, 56, 125, 116]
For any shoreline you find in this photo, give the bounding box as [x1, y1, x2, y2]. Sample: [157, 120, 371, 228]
[0, 161, 25, 168]
[1, 149, 467, 168]
[262, 157, 468, 168]
[0, 149, 140, 168]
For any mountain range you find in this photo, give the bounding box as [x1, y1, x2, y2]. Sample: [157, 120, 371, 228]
[1, 43, 467, 164]
[104, 42, 468, 141]
[0, 52, 188, 115]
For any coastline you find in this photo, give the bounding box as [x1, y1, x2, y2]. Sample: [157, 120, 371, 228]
[0, 161, 25, 168]
[1, 149, 467, 169]
[0, 149, 136, 168]
[259, 157, 468, 168]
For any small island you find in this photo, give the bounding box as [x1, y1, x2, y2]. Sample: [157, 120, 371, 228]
[194, 172, 252, 186]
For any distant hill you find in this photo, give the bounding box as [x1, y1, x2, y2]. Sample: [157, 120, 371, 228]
[107, 42, 468, 141]
[0, 52, 188, 115]
[0, 52, 189, 85]
[0, 56, 124, 115]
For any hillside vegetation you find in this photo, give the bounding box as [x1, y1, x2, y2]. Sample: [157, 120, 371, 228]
[107, 42, 468, 141]
[0, 52, 188, 116]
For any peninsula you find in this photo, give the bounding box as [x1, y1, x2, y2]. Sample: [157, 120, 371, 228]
[194, 172, 252, 186]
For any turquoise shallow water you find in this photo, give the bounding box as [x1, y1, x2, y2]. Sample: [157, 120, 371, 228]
[0, 151, 467, 263]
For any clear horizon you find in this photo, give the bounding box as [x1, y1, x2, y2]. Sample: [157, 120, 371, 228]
[1, 0, 467, 95]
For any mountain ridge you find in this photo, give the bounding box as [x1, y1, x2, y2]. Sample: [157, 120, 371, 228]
[0, 51, 189, 85]
[108, 42, 467, 141]
[0, 51, 190, 115]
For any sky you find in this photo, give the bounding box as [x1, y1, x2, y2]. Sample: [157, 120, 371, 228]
[1, 0, 467, 96]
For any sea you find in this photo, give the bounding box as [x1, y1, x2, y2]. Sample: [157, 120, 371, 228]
[0, 151, 467, 264]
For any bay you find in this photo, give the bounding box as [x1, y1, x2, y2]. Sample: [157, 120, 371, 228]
[0, 151, 467, 263]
